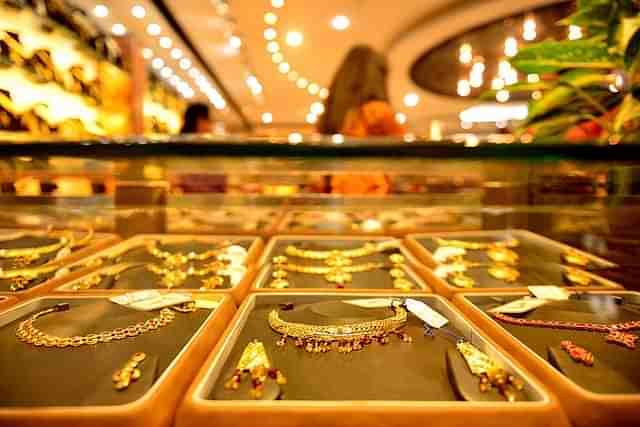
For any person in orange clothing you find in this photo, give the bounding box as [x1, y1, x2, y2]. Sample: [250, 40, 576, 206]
[317, 45, 405, 194]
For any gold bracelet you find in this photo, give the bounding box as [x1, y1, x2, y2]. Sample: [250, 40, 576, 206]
[0, 234, 71, 260]
[268, 302, 411, 353]
[16, 303, 177, 348]
[284, 240, 397, 260]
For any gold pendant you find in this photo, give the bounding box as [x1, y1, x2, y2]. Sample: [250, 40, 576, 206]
[325, 269, 352, 284]
[488, 265, 520, 283]
[563, 250, 590, 268]
[486, 247, 519, 265]
[450, 272, 476, 288]
[564, 267, 591, 286]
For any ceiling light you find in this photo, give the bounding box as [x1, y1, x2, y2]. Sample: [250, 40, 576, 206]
[159, 37, 172, 49]
[331, 15, 350, 31]
[469, 72, 483, 88]
[285, 31, 303, 47]
[93, 4, 108, 18]
[278, 62, 291, 73]
[331, 134, 344, 144]
[459, 44, 472, 64]
[171, 48, 183, 60]
[271, 0, 285, 8]
[403, 93, 419, 107]
[147, 23, 161, 36]
[131, 5, 146, 18]
[272, 52, 283, 63]
[319, 88, 329, 99]
[264, 28, 277, 41]
[459, 104, 528, 123]
[111, 24, 126, 36]
[472, 62, 485, 73]
[142, 48, 153, 59]
[229, 36, 242, 49]
[504, 37, 518, 57]
[161, 67, 173, 78]
[496, 90, 510, 103]
[152, 58, 164, 69]
[264, 12, 278, 25]
[267, 41, 280, 53]
[297, 77, 308, 89]
[310, 102, 324, 115]
[180, 58, 192, 70]
[457, 79, 471, 97]
[261, 112, 273, 124]
[288, 132, 303, 144]
[308, 83, 319, 95]
[306, 113, 317, 124]
[288, 71, 299, 81]
[491, 77, 505, 90]
[395, 112, 407, 124]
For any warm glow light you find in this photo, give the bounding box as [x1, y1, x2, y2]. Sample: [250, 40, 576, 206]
[285, 31, 304, 47]
[152, 58, 164, 69]
[272, 52, 284, 63]
[171, 48, 183, 59]
[308, 83, 319, 94]
[288, 132, 303, 144]
[230, 36, 242, 49]
[569, 25, 582, 40]
[262, 112, 273, 124]
[147, 23, 161, 36]
[264, 28, 277, 41]
[271, 0, 285, 8]
[288, 71, 299, 81]
[331, 15, 350, 31]
[131, 5, 146, 18]
[469, 71, 483, 88]
[395, 112, 407, 124]
[278, 62, 291, 73]
[527, 73, 540, 83]
[532, 90, 542, 100]
[189, 68, 200, 78]
[161, 67, 173, 78]
[111, 24, 126, 36]
[264, 12, 278, 25]
[142, 48, 153, 59]
[504, 37, 518, 57]
[93, 4, 108, 18]
[457, 79, 471, 96]
[267, 41, 280, 53]
[523, 17, 537, 41]
[472, 62, 485, 73]
[332, 134, 344, 144]
[430, 120, 443, 140]
[159, 37, 172, 49]
[319, 88, 329, 99]
[306, 113, 317, 124]
[459, 103, 528, 122]
[496, 90, 510, 103]
[491, 77, 505, 90]
[465, 135, 480, 147]
[310, 102, 325, 115]
[297, 77, 308, 88]
[403, 93, 419, 107]
[179, 58, 192, 70]
[459, 44, 472, 64]
[505, 69, 518, 85]
[498, 60, 511, 77]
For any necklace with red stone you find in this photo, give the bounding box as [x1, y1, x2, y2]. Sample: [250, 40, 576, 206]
[491, 312, 640, 349]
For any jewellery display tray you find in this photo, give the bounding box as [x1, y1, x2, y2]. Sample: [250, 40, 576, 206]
[0, 293, 235, 427]
[0, 228, 120, 300]
[176, 293, 569, 427]
[453, 290, 640, 427]
[0, 295, 16, 311]
[277, 207, 481, 237]
[54, 234, 264, 304]
[405, 230, 619, 298]
[256, 235, 429, 293]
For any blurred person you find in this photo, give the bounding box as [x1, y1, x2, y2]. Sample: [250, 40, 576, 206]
[318, 45, 404, 194]
[181, 103, 212, 134]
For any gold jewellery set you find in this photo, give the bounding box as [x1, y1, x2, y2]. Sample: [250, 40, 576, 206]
[433, 237, 592, 288]
[72, 240, 248, 291]
[0, 228, 94, 291]
[268, 241, 414, 290]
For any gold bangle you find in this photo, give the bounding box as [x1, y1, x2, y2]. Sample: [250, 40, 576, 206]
[0, 234, 71, 259]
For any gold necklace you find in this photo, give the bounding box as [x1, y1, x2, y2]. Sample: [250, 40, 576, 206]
[15, 303, 184, 348]
[146, 261, 226, 290]
[284, 240, 397, 260]
[268, 302, 411, 353]
[435, 237, 519, 251]
[146, 240, 233, 268]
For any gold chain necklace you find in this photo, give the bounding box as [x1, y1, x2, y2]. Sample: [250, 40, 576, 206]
[16, 303, 183, 348]
[268, 302, 411, 353]
[146, 240, 232, 268]
[284, 240, 397, 260]
[435, 237, 519, 251]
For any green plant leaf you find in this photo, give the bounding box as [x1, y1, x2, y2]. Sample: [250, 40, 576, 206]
[614, 94, 640, 131]
[559, 4, 611, 30]
[511, 40, 621, 73]
[516, 114, 588, 140]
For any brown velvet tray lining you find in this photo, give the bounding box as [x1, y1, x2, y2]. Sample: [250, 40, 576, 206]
[469, 293, 640, 394]
[0, 297, 212, 407]
[205, 295, 540, 402]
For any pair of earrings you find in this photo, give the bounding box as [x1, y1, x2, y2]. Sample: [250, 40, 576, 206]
[113, 352, 147, 390]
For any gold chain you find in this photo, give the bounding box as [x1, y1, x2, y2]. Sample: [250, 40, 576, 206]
[16, 303, 176, 348]
[435, 237, 519, 251]
[284, 241, 394, 260]
[147, 240, 232, 268]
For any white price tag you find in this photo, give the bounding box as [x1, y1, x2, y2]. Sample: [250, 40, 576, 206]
[110, 291, 193, 311]
[528, 286, 571, 301]
[433, 246, 466, 263]
[489, 297, 549, 314]
[434, 263, 466, 278]
[344, 298, 394, 308]
[193, 296, 222, 309]
[405, 298, 449, 328]
[110, 290, 161, 306]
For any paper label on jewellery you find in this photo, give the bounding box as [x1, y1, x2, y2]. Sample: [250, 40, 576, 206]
[344, 298, 394, 308]
[193, 296, 222, 309]
[432, 246, 466, 263]
[110, 291, 192, 311]
[110, 290, 161, 306]
[528, 286, 571, 301]
[405, 298, 449, 328]
[489, 297, 549, 314]
[434, 263, 466, 278]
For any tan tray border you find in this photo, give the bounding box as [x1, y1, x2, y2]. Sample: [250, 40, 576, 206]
[176, 291, 570, 427]
[0, 294, 17, 311]
[51, 234, 264, 306]
[453, 289, 640, 427]
[404, 230, 621, 299]
[0, 228, 120, 301]
[0, 291, 235, 427]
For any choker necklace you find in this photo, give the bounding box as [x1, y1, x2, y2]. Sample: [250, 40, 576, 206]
[284, 240, 398, 260]
[268, 302, 411, 353]
[15, 303, 189, 348]
[491, 312, 640, 349]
